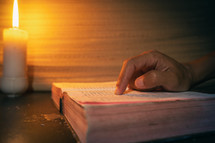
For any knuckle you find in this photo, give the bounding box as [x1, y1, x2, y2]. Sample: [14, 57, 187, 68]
[150, 50, 160, 57]
[150, 49, 158, 54]
[140, 49, 161, 60]
[122, 59, 129, 65]
[144, 49, 159, 55]
[123, 58, 135, 67]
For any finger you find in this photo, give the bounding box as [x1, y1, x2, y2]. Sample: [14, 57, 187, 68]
[127, 71, 144, 89]
[134, 70, 168, 90]
[115, 50, 159, 95]
[115, 59, 136, 95]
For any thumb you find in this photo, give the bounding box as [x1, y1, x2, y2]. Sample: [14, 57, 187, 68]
[134, 70, 164, 90]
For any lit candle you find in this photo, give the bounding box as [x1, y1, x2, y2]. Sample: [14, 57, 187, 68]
[1, 0, 28, 97]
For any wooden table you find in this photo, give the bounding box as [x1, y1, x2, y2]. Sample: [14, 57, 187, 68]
[0, 92, 76, 143]
[1, 92, 215, 143]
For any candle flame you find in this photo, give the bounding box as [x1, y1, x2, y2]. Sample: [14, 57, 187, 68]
[13, 0, 19, 28]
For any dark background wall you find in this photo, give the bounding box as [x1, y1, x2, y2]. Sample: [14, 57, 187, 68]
[0, 0, 215, 90]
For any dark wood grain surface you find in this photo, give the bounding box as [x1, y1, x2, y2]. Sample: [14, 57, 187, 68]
[0, 0, 215, 90]
[0, 92, 77, 143]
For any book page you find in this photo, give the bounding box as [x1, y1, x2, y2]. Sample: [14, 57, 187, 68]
[58, 82, 215, 105]
[53, 81, 116, 91]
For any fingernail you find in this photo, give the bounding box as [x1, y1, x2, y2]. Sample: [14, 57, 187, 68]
[115, 87, 122, 95]
[135, 78, 144, 88]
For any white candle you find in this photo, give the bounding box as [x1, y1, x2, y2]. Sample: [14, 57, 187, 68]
[1, 0, 28, 97]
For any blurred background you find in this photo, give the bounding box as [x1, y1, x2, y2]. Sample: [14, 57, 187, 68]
[0, 0, 215, 91]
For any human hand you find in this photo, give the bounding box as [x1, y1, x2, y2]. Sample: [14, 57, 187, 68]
[115, 50, 193, 95]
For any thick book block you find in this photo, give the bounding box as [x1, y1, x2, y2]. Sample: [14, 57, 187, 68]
[52, 82, 215, 143]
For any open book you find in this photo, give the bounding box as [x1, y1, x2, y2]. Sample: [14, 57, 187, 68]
[52, 81, 215, 143]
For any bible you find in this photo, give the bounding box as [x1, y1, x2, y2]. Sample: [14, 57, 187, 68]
[51, 81, 215, 143]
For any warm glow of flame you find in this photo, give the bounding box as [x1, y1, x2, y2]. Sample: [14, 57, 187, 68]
[13, 0, 19, 28]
